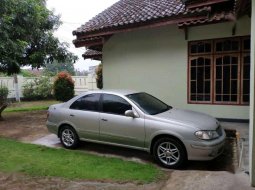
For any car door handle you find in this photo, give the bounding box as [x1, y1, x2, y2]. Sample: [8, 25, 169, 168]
[70, 114, 75, 117]
[101, 118, 108, 122]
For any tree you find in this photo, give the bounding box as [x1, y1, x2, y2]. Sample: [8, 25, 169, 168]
[0, 0, 76, 75]
[95, 63, 103, 89]
[43, 59, 76, 76]
[0, 86, 8, 120]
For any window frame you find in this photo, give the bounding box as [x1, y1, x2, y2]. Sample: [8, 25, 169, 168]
[241, 53, 250, 105]
[188, 36, 250, 106]
[189, 40, 212, 55]
[214, 38, 241, 54]
[188, 55, 213, 103]
[213, 53, 241, 105]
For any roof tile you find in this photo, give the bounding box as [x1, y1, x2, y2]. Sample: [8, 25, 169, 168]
[178, 11, 235, 27]
[82, 49, 102, 60]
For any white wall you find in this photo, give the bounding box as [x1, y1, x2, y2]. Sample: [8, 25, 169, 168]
[0, 75, 97, 99]
[103, 16, 251, 119]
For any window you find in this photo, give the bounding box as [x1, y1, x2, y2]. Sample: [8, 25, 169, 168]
[127, 92, 170, 115]
[188, 36, 250, 105]
[214, 55, 239, 103]
[190, 56, 211, 102]
[242, 54, 250, 103]
[70, 93, 100, 111]
[102, 94, 132, 115]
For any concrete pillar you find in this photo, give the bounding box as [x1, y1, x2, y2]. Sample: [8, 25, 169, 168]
[249, 0, 255, 186]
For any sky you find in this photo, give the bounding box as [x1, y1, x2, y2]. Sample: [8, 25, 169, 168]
[46, 0, 119, 71]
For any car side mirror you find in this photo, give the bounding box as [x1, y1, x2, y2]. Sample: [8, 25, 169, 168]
[125, 110, 138, 118]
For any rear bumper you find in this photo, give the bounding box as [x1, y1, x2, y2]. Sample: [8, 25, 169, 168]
[186, 132, 226, 161]
[46, 121, 58, 136]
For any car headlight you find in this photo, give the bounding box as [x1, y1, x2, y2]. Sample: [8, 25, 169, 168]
[195, 130, 219, 140]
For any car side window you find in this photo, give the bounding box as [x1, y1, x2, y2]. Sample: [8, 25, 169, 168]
[70, 94, 100, 111]
[102, 94, 132, 115]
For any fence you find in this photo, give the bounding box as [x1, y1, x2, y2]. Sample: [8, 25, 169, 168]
[0, 75, 98, 99]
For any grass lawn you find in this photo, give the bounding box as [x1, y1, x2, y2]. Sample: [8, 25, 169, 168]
[4, 100, 59, 112]
[0, 138, 162, 183]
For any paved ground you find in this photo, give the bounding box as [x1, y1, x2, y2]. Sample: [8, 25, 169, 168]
[162, 170, 252, 190]
[163, 121, 253, 190]
[222, 122, 250, 173]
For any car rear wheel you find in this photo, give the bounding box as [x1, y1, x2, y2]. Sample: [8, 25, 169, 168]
[153, 137, 186, 168]
[60, 126, 79, 149]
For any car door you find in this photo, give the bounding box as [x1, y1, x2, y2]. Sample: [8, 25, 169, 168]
[99, 93, 145, 148]
[68, 93, 100, 140]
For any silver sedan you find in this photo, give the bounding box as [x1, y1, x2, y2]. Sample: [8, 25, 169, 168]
[46, 90, 226, 168]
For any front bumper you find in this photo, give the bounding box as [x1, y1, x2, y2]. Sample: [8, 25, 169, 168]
[186, 132, 226, 161]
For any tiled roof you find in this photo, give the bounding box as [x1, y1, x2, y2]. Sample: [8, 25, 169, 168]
[73, 36, 103, 47]
[73, 0, 238, 53]
[73, 0, 213, 36]
[82, 49, 102, 60]
[178, 11, 235, 27]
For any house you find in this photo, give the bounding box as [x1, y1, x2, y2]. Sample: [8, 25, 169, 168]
[73, 0, 251, 121]
[73, 0, 255, 184]
[88, 65, 98, 75]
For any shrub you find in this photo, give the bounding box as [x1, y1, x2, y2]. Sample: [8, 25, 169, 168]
[22, 82, 34, 100]
[96, 63, 103, 89]
[23, 77, 53, 100]
[0, 85, 9, 120]
[53, 71, 74, 102]
[0, 85, 8, 104]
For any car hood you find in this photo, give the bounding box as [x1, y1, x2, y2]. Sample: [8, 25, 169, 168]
[155, 108, 219, 130]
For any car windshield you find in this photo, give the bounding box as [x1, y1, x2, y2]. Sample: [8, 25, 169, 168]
[126, 92, 171, 115]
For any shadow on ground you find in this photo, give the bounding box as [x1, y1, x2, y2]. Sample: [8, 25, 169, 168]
[77, 141, 153, 163]
[73, 137, 237, 173]
[185, 138, 237, 173]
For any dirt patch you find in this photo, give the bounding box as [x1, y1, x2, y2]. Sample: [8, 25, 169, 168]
[0, 172, 166, 190]
[0, 111, 49, 142]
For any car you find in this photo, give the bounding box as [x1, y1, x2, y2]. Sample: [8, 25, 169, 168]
[46, 90, 226, 168]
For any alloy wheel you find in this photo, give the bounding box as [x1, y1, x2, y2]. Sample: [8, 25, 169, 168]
[61, 128, 75, 147]
[157, 142, 180, 166]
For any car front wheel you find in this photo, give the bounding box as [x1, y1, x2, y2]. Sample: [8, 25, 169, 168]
[60, 126, 79, 149]
[153, 137, 186, 168]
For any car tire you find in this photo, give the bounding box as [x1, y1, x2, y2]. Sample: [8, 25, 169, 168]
[153, 137, 186, 169]
[60, 126, 79, 149]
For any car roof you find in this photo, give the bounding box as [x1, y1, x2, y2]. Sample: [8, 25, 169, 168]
[84, 89, 140, 96]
